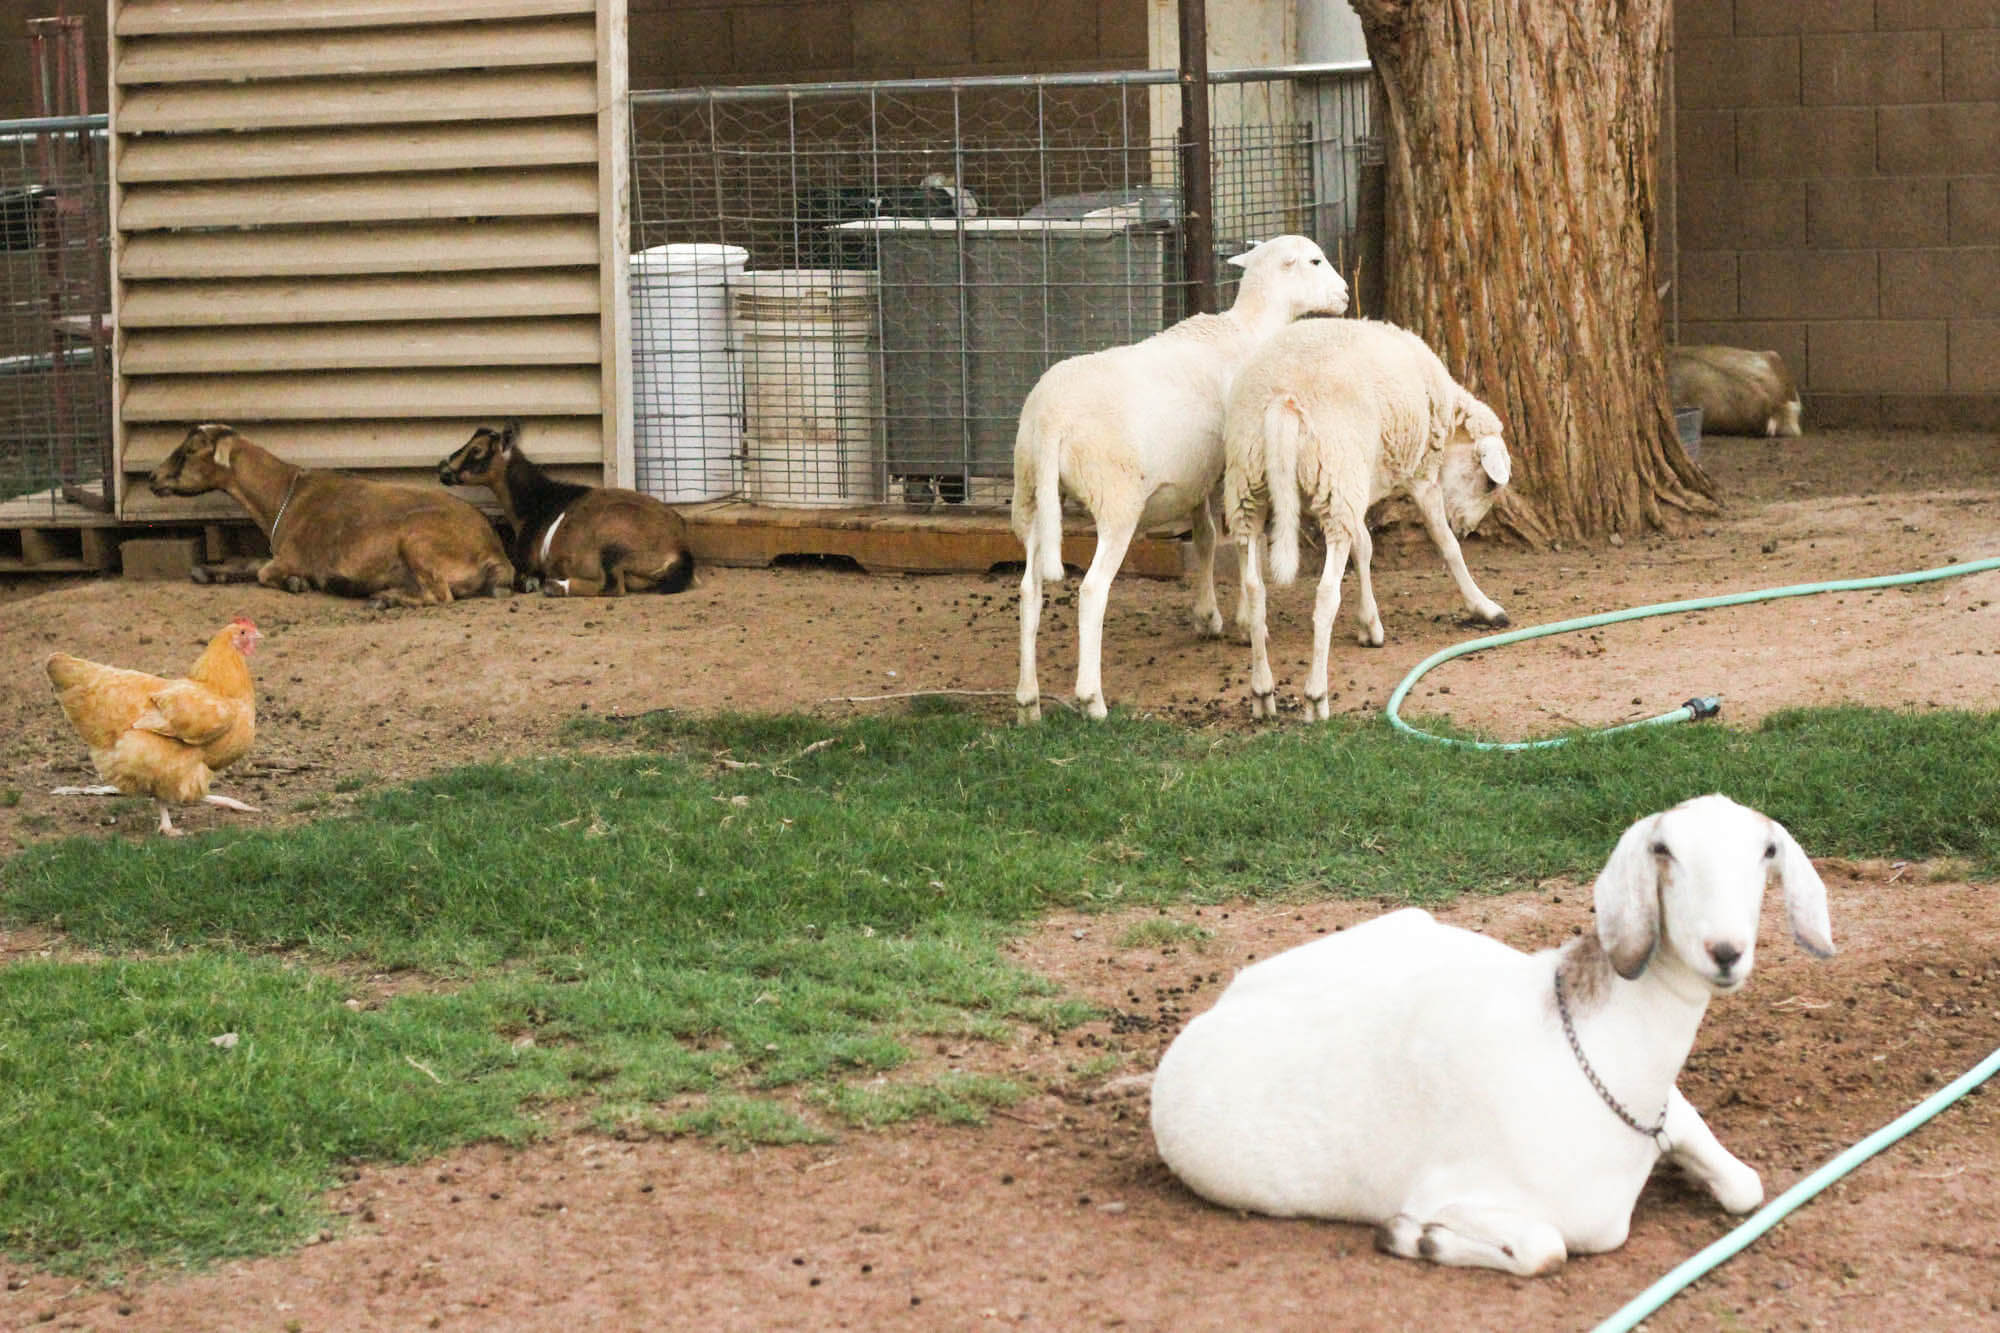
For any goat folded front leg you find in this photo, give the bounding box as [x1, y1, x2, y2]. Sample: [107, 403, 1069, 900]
[1664, 1086, 1764, 1214]
[1374, 1203, 1568, 1277]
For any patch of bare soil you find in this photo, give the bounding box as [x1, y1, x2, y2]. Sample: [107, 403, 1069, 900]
[2, 429, 1999, 1330]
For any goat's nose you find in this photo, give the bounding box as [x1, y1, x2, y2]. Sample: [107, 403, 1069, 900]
[1709, 942, 1742, 973]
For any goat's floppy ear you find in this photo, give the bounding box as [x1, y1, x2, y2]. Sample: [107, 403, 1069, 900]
[1475, 435, 1511, 486]
[1594, 815, 1663, 979]
[210, 429, 234, 468]
[1771, 818, 1835, 958]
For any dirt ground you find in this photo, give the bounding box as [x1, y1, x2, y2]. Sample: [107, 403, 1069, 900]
[2, 428, 1999, 1331]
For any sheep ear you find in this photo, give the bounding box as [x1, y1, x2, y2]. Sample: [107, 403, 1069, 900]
[1476, 436, 1511, 486]
[1772, 820, 1835, 958]
[1226, 241, 1262, 270]
[1594, 815, 1663, 979]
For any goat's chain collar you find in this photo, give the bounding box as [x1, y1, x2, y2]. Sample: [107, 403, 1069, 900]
[1554, 968, 1672, 1155]
[268, 467, 303, 548]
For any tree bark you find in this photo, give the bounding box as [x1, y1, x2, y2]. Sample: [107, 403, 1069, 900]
[1350, 0, 1717, 545]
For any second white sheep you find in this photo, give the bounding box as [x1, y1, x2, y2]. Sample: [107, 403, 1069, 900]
[1222, 317, 1513, 719]
[1011, 234, 1349, 723]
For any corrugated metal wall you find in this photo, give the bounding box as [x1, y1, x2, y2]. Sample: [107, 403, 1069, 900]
[107, 0, 629, 520]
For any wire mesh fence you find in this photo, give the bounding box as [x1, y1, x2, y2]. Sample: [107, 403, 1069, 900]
[628, 64, 1375, 510]
[0, 114, 111, 519]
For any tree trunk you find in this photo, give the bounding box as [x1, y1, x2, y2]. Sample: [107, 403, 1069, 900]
[1350, 0, 1716, 545]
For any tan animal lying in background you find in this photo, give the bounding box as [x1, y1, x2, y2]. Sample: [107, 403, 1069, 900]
[1669, 345, 1803, 438]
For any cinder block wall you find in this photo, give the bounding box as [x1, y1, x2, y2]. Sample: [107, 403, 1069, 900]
[1674, 0, 1999, 429]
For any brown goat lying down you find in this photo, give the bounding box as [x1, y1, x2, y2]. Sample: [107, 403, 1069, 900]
[148, 424, 515, 607]
[437, 419, 694, 596]
[1669, 345, 1803, 438]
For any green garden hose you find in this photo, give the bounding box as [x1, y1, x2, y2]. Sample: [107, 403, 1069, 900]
[1380, 554, 2000, 1324]
[1385, 556, 2000, 750]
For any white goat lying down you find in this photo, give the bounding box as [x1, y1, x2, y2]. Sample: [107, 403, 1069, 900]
[1222, 317, 1513, 719]
[1150, 794, 1836, 1277]
[1011, 234, 1349, 723]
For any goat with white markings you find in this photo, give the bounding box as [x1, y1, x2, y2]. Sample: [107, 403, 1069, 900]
[1222, 318, 1512, 719]
[1149, 794, 1836, 1276]
[1011, 234, 1349, 723]
[438, 420, 695, 597]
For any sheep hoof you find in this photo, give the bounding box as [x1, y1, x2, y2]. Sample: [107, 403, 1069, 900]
[1193, 608, 1225, 638]
[1081, 698, 1108, 722]
[1464, 609, 1509, 628]
[1251, 690, 1277, 719]
[1305, 694, 1331, 721]
[1017, 699, 1042, 725]
[1357, 625, 1385, 648]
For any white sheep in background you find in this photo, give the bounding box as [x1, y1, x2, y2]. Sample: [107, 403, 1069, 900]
[1669, 344, 1804, 438]
[1149, 794, 1836, 1277]
[1011, 234, 1349, 723]
[1221, 317, 1512, 719]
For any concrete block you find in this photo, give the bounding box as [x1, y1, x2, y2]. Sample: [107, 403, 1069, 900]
[1809, 320, 1950, 392]
[1949, 320, 2000, 392]
[1882, 248, 2000, 319]
[1677, 38, 1802, 110]
[1803, 32, 1942, 106]
[1809, 178, 1949, 248]
[1675, 110, 1738, 178]
[1735, 0, 1877, 35]
[1676, 250, 1740, 319]
[1739, 249, 1878, 319]
[1944, 31, 2000, 102]
[1678, 178, 1807, 249]
[1880, 104, 2000, 175]
[1876, 0, 2000, 31]
[119, 536, 202, 582]
[1738, 107, 1876, 177]
[1951, 179, 2000, 244]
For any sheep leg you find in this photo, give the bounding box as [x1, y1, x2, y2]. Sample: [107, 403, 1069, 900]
[1304, 525, 1353, 721]
[1663, 1086, 1763, 1214]
[1346, 518, 1385, 647]
[1407, 478, 1508, 627]
[1016, 546, 1047, 724]
[1374, 1205, 1567, 1277]
[1240, 530, 1278, 718]
[1073, 515, 1139, 721]
[1186, 489, 1225, 638]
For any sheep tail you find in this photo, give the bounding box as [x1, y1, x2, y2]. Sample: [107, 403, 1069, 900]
[1012, 418, 1066, 584]
[1265, 394, 1305, 587]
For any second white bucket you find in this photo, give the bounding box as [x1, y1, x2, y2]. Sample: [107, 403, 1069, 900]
[729, 269, 881, 507]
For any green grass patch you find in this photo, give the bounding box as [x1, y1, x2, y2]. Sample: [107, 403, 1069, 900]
[2, 704, 1997, 1277]
[1118, 917, 1214, 951]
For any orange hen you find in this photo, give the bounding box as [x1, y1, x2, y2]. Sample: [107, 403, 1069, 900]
[45, 617, 263, 835]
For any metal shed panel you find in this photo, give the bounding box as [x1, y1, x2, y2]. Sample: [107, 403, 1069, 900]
[118, 272, 602, 327]
[117, 122, 601, 182]
[109, 1, 630, 514]
[116, 18, 598, 85]
[117, 167, 601, 229]
[122, 369, 603, 421]
[121, 220, 599, 279]
[116, 70, 600, 134]
[116, 1, 598, 36]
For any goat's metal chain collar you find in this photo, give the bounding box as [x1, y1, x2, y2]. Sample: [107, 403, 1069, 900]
[268, 467, 303, 549]
[1554, 968, 1672, 1155]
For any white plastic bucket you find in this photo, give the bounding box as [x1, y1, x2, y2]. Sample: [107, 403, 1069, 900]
[630, 243, 747, 501]
[729, 269, 881, 507]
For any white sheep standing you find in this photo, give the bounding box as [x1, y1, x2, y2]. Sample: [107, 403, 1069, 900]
[1011, 234, 1349, 723]
[1149, 794, 1837, 1277]
[1222, 317, 1513, 719]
